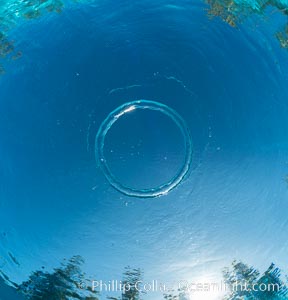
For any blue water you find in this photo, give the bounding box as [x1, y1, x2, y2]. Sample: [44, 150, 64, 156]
[1, 0, 288, 299]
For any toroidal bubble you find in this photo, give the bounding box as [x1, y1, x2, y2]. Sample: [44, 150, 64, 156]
[95, 100, 193, 198]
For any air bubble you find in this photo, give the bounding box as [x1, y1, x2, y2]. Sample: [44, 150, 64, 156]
[95, 100, 193, 198]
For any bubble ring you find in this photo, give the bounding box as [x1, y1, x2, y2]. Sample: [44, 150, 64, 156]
[95, 100, 193, 198]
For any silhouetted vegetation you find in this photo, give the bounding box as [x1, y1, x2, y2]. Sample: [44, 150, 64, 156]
[2, 258, 288, 299]
[122, 267, 144, 300]
[223, 261, 288, 299]
[106, 267, 144, 300]
[163, 288, 189, 300]
[17, 255, 99, 300]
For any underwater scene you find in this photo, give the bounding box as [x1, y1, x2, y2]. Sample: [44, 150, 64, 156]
[1, 0, 288, 299]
